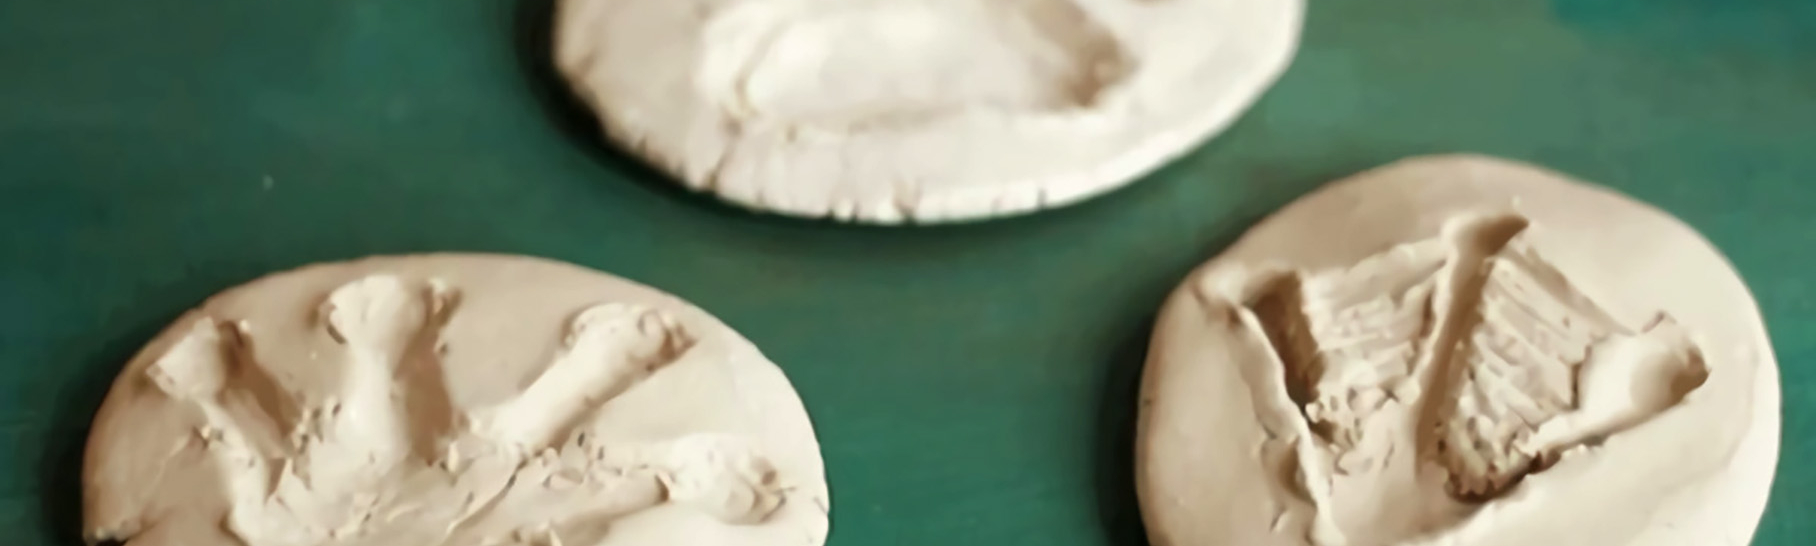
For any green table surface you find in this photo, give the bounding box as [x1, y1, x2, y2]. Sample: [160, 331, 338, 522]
[2, 0, 1812, 544]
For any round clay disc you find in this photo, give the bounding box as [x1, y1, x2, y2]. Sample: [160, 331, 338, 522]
[1137, 155, 1778, 546]
[553, 0, 1304, 223]
[83, 254, 829, 546]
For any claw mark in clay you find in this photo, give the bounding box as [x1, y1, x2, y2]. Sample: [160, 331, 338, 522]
[1137, 155, 1778, 546]
[553, 0, 1304, 222]
[84, 254, 829, 546]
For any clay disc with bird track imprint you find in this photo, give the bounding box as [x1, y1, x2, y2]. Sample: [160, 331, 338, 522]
[1137, 155, 1778, 546]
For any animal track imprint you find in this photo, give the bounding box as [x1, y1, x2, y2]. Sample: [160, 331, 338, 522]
[137, 275, 788, 546]
[1238, 214, 1710, 545]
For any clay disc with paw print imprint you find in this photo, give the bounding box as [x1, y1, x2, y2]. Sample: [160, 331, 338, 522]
[83, 254, 829, 546]
[554, 0, 1304, 223]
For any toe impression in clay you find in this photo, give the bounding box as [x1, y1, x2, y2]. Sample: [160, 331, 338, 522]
[1139, 156, 1776, 546]
[471, 303, 694, 451]
[88, 256, 827, 546]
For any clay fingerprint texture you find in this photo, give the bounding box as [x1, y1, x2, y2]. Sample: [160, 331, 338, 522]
[1137, 155, 1778, 546]
[83, 255, 829, 546]
[554, 0, 1304, 223]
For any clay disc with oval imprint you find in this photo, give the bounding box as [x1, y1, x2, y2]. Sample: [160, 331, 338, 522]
[83, 254, 830, 546]
[553, 0, 1305, 223]
[1137, 155, 1778, 546]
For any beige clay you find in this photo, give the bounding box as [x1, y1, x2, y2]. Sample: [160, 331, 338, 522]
[554, 0, 1303, 223]
[83, 255, 828, 546]
[1137, 155, 1779, 546]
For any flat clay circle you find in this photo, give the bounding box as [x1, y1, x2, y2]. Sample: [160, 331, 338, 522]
[83, 254, 829, 546]
[553, 0, 1304, 223]
[1138, 155, 1778, 546]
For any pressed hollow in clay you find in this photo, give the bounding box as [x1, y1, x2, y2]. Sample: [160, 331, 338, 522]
[1137, 155, 1779, 546]
[554, 0, 1303, 223]
[83, 254, 829, 546]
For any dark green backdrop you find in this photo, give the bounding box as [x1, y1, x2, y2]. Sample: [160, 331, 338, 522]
[2, 0, 1810, 544]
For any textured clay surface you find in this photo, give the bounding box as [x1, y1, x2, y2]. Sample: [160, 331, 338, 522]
[554, 0, 1304, 223]
[1138, 155, 1779, 546]
[83, 255, 829, 546]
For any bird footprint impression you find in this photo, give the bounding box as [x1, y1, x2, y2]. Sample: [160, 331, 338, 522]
[1242, 215, 1707, 544]
[1138, 156, 1777, 546]
[83, 255, 829, 546]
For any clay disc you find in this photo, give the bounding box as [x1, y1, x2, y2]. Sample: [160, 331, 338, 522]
[553, 0, 1304, 223]
[1137, 155, 1778, 546]
[83, 254, 829, 546]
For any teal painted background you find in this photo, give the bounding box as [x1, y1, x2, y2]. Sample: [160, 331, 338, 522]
[1, 0, 1810, 544]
